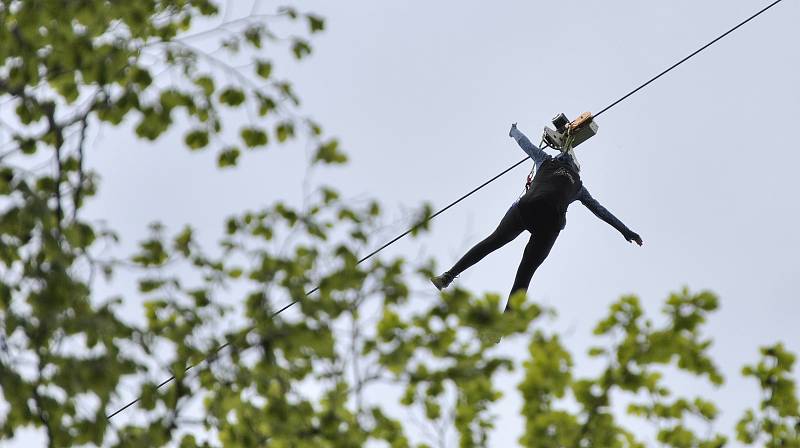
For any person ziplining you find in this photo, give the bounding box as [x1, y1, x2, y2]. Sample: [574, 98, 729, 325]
[430, 114, 642, 311]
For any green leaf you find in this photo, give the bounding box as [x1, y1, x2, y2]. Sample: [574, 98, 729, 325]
[173, 226, 193, 256]
[322, 187, 339, 204]
[197, 1, 219, 15]
[19, 138, 37, 155]
[52, 76, 79, 103]
[217, 147, 241, 168]
[240, 127, 268, 148]
[368, 201, 380, 216]
[135, 108, 171, 140]
[138, 278, 166, 293]
[244, 26, 262, 49]
[160, 89, 189, 110]
[255, 60, 272, 79]
[314, 139, 348, 164]
[194, 75, 215, 96]
[219, 88, 246, 107]
[130, 67, 154, 88]
[292, 40, 312, 60]
[184, 129, 209, 150]
[275, 122, 295, 143]
[307, 15, 325, 33]
[257, 94, 276, 116]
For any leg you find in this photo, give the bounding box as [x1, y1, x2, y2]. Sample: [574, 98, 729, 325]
[504, 227, 560, 312]
[448, 205, 526, 277]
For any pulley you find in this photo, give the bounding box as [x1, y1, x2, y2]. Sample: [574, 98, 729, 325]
[542, 112, 598, 151]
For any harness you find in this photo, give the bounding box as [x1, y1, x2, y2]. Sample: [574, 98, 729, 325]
[522, 112, 597, 195]
[521, 136, 545, 195]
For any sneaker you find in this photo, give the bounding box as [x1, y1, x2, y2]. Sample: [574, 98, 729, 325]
[430, 271, 456, 291]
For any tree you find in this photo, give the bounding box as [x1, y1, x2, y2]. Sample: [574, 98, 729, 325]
[0, 0, 339, 445]
[0, 1, 798, 447]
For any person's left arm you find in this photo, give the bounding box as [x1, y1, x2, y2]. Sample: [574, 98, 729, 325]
[577, 187, 643, 245]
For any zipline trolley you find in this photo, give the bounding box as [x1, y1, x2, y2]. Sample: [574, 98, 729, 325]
[543, 112, 598, 151]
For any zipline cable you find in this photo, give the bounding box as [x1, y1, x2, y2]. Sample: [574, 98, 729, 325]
[107, 0, 787, 420]
[105, 156, 530, 419]
[594, 0, 785, 118]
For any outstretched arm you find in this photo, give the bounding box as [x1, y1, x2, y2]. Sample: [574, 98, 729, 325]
[509, 123, 550, 169]
[577, 187, 643, 246]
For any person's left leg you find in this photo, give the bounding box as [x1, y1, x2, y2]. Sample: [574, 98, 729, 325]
[505, 227, 561, 312]
[431, 204, 525, 290]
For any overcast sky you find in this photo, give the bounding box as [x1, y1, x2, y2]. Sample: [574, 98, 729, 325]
[9, 0, 800, 446]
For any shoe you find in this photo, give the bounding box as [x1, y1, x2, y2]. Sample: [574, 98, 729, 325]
[430, 271, 456, 291]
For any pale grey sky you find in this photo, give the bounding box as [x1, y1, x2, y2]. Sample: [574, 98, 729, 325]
[10, 0, 800, 446]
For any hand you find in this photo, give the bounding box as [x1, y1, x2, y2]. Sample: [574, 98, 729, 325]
[624, 231, 643, 246]
[509, 122, 517, 138]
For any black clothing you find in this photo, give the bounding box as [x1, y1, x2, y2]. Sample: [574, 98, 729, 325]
[447, 203, 561, 311]
[517, 157, 583, 230]
[449, 205, 526, 276]
[509, 222, 560, 309]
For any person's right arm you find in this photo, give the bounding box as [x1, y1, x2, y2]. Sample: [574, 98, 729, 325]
[509, 123, 550, 169]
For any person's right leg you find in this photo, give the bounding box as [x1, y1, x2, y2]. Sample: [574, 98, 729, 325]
[432, 204, 525, 290]
[504, 226, 560, 312]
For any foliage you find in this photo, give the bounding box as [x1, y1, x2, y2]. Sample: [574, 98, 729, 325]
[736, 344, 800, 446]
[0, 1, 798, 448]
[518, 290, 728, 448]
[0, 0, 338, 445]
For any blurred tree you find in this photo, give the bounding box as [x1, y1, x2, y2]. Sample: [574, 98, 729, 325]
[0, 1, 797, 447]
[0, 0, 342, 445]
[736, 343, 800, 447]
